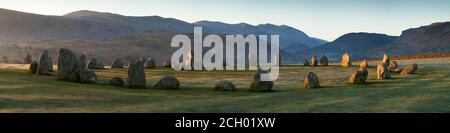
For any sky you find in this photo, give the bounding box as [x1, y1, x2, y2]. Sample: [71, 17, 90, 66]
[1, 0, 450, 41]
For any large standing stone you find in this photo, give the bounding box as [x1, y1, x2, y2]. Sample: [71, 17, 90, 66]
[111, 58, 124, 68]
[320, 55, 328, 66]
[154, 75, 180, 90]
[377, 63, 391, 79]
[127, 58, 146, 88]
[249, 69, 274, 92]
[348, 68, 368, 84]
[214, 80, 236, 91]
[382, 53, 390, 67]
[36, 50, 50, 75]
[341, 53, 352, 67]
[304, 72, 320, 89]
[48, 57, 53, 72]
[24, 53, 32, 64]
[58, 48, 80, 81]
[303, 59, 310, 66]
[401, 64, 418, 75]
[110, 77, 125, 87]
[360, 60, 369, 68]
[311, 56, 318, 66]
[87, 58, 98, 69]
[29, 61, 38, 73]
[144, 58, 156, 69]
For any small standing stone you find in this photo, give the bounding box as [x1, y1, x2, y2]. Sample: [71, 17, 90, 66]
[341, 52, 352, 67]
[303, 59, 310, 66]
[401, 64, 418, 75]
[214, 80, 237, 91]
[154, 75, 180, 90]
[382, 53, 390, 67]
[377, 63, 391, 79]
[111, 58, 124, 68]
[36, 50, 50, 75]
[249, 69, 274, 92]
[304, 72, 320, 89]
[144, 58, 156, 69]
[87, 58, 98, 69]
[348, 68, 368, 84]
[29, 61, 38, 73]
[320, 55, 329, 66]
[127, 58, 146, 88]
[311, 56, 318, 66]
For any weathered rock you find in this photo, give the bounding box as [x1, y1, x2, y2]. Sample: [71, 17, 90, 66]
[36, 50, 50, 75]
[57, 48, 80, 81]
[389, 60, 399, 70]
[320, 55, 329, 66]
[29, 61, 38, 73]
[304, 72, 320, 89]
[348, 68, 368, 84]
[154, 75, 180, 90]
[214, 80, 236, 91]
[48, 57, 53, 72]
[311, 56, 318, 66]
[360, 60, 369, 68]
[110, 77, 125, 87]
[127, 59, 146, 88]
[341, 52, 352, 67]
[24, 53, 32, 64]
[303, 59, 310, 66]
[87, 58, 98, 69]
[144, 58, 156, 69]
[382, 53, 390, 67]
[249, 69, 274, 92]
[377, 63, 391, 79]
[111, 58, 124, 68]
[80, 70, 97, 83]
[401, 64, 418, 75]
[162, 60, 172, 68]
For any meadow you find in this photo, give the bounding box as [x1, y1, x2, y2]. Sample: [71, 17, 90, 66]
[0, 58, 449, 113]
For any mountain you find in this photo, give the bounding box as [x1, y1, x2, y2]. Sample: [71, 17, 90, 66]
[370, 22, 450, 55]
[310, 33, 398, 60]
[0, 8, 194, 44]
[194, 21, 328, 52]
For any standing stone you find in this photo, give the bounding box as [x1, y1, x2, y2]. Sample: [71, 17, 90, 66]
[382, 53, 390, 67]
[2, 56, 8, 63]
[87, 58, 98, 69]
[304, 72, 320, 89]
[320, 55, 329, 66]
[144, 58, 156, 69]
[111, 58, 124, 68]
[48, 57, 53, 72]
[249, 69, 274, 92]
[154, 75, 180, 90]
[401, 64, 418, 75]
[214, 80, 236, 91]
[341, 53, 352, 67]
[360, 60, 369, 68]
[36, 50, 50, 75]
[348, 68, 368, 84]
[57, 48, 80, 81]
[29, 61, 38, 73]
[127, 58, 146, 88]
[80, 69, 97, 83]
[311, 56, 318, 66]
[24, 53, 32, 64]
[110, 77, 125, 87]
[303, 59, 310, 66]
[389, 60, 399, 70]
[377, 63, 391, 79]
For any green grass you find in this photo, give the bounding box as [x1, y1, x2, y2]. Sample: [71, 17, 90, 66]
[0, 58, 449, 113]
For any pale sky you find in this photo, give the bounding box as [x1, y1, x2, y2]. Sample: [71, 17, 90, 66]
[1, 0, 450, 41]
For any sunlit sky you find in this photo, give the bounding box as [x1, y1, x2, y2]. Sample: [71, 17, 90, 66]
[1, 0, 450, 41]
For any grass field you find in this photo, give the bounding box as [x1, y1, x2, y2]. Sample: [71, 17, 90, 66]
[0, 58, 449, 113]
